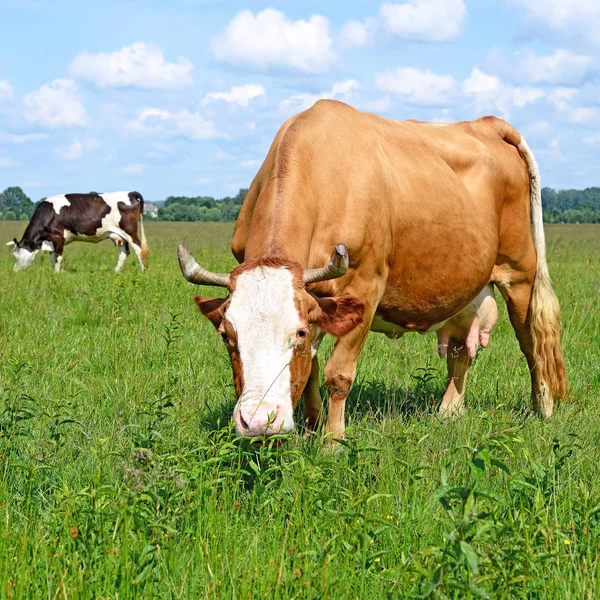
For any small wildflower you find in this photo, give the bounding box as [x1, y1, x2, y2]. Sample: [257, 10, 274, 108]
[564, 539, 571, 545]
[374, 557, 381, 563]
[386, 515, 393, 521]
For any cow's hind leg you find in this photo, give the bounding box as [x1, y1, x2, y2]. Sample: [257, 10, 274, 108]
[497, 275, 566, 417]
[116, 232, 144, 271]
[115, 242, 128, 272]
[51, 236, 64, 274]
[439, 338, 472, 417]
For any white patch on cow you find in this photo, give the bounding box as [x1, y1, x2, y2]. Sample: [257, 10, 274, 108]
[12, 247, 38, 271]
[226, 267, 300, 435]
[41, 240, 54, 252]
[45, 194, 71, 214]
[61, 191, 134, 246]
[54, 254, 63, 273]
[114, 243, 128, 272]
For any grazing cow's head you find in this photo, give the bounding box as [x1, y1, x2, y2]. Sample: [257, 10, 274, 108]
[178, 244, 364, 438]
[6, 238, 39, 271]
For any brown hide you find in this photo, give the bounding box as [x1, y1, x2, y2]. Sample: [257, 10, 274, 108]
[232, 100, 531, 329]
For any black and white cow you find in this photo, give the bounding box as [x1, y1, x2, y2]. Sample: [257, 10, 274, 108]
[7, 191, 148, 273]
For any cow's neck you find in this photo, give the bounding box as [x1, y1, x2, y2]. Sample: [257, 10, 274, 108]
[243, 179, 317, 267]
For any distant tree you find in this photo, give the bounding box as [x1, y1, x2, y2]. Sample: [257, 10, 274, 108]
[2, 210, 17, 221]
[0, 186, 34, 219]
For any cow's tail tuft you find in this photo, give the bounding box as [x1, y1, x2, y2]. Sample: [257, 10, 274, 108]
[131, 191, 149, 269]
[518, 138, 567, 410]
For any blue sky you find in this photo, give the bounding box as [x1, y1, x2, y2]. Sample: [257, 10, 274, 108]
[0, 0, 599, 201]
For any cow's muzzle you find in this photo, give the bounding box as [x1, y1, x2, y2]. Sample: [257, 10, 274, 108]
[234, 401, 294, 437]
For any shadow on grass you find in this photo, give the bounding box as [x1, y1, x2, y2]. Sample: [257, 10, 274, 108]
[199, 367, 448, 435]
[344, 369, 446, 423]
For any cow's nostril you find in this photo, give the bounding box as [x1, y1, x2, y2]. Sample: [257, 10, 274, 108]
[239, 411, 249, 431]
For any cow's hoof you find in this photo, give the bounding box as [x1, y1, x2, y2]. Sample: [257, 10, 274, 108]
[438, 401, 466, 419]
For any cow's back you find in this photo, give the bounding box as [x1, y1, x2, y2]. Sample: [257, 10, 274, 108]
[233, 100, 531, 326]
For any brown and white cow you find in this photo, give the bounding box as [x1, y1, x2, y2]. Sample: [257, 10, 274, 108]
[178, 100, 567, 440]
[7, 191, 148, 273]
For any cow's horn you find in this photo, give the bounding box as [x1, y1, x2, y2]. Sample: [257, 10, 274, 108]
[6, 239, 16, 247]
[304, 243, 349, 285]
[178, 244, 230, 288]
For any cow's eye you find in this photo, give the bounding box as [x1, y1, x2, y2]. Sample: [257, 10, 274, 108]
[221, 333, 229, 344]
[296, 328, 308, 339]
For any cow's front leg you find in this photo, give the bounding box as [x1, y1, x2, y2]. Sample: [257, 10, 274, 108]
[322, 309, 375, 442]
[51, 236, 64, 274]
[303, 356, 323, 430]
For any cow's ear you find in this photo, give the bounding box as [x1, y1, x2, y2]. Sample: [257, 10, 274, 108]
[309, 294, 364, 337]
[194, 296, 227, 329]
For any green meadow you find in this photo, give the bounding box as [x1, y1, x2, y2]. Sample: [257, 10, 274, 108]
[0, 221, 599, 599]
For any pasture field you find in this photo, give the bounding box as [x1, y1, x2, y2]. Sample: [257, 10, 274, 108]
[0, 221, 599, 599]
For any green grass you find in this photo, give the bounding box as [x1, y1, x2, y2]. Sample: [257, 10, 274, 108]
[0, 221, 599, 599]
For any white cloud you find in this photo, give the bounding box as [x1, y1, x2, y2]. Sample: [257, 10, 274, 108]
[216, 148, 234, 160]
[24, 79, 88, 128]
[122, 163, 145, 175]
[510, 0, 600, 44]
[196, 177, 213, 185]
[364, 96, 393, 113]
[544, 87, 600, 126]
[548, 87, 577, 110]
[56, 139, 83, 160]
[204, 84, 266, 107]
[339, 18, 377, 47]
[55, 137, 99, 160]
[524, 120, 551, 138]
[0, 131, 49, 144]
[211, 8, 336, 73]
[0, 80, 14, 102]
[380, 0, 466, 42]
[279, 79, 359, 114]
[70, 42, 193, 89]
[567, 107, 600, 125]
[462, 67, 511, 117]
[129, 107, 220, 141]
[463, 67, 503, 98]
[246, 122, 256, 130]
[516, 50, 595, 86]
[240, 159, 260, 168]
[512, 86, 544, 108]
[0, 157, 18, 167]
[375, 67, 458, 106]
[584, 132, 600, 146]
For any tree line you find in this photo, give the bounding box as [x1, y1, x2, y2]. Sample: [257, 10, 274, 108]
[2, 185, 600, 223]
[154, 188, 247, 222]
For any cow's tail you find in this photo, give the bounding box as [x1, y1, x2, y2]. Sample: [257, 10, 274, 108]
[517, 137, 567, 406]
[131, 191, 149, 269]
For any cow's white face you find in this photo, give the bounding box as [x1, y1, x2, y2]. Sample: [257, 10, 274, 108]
[12, 247, 38, 271]
[225, 267, 303, 436]
[193, 261, 364, 438]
